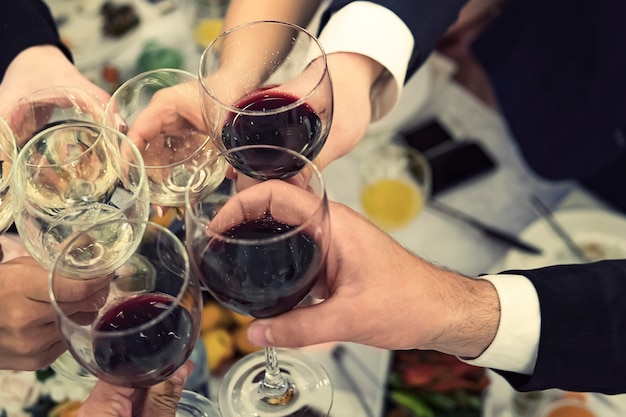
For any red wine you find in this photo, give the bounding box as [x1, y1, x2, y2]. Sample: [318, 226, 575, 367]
[93, 293, 194, 387]
[221, 89, 326, 179]
[196, 217, 322, 318]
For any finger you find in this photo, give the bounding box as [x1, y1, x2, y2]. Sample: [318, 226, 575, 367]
[56, 286, 110, 316]
[1, 257, 109, 304]
[0, 328, 66, 370]
[209, 180, 324, 233]
[77, 382, 134, 417]
[139, 361, 192, 417]
[47, 273, 112, 304]
[246, 297, 356, 348]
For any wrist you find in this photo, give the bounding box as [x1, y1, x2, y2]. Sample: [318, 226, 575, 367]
[4, 45, 76, 80]
[422, 269, 500, 358]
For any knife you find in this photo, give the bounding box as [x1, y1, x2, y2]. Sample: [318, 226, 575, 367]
[430, 200, 543, 255]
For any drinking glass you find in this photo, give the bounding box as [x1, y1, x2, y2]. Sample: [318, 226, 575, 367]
[185, 145, 333, 417]
[0, 118, 17, 234]
[104, 68, 225, 208]
[49, 219, 203, 388]
[199, 20, 333, 179]
[2, 85, 105, 148]
[12, 121, 150, 270]
[358, 142, 431, 230]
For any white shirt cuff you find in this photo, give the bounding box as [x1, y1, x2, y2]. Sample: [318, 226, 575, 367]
[460, 274, 540, 375]
[318, 1, 414, 120]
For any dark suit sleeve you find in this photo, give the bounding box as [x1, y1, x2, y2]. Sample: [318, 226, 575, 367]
[319, 0, 465, 80]
[0, 0, 73, 79]
[492, 260, 626, 394]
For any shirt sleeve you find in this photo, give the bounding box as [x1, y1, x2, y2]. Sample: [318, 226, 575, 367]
[0, 0, 73, 79]
[460, 274, 540, 375]
[316, 1, 413, 121]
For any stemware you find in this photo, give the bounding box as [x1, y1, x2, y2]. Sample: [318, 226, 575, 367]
[49, 219, 203, 388]
[185, 145, 333, 417]
[11, 121, 149, 270]
[104, 68, 225, 208]
[199, 20, 333, 179]
[0, 118, 17, 234]
[2, 85, 105, 148]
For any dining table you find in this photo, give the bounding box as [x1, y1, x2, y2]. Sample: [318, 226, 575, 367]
[293, 51, 626, 417]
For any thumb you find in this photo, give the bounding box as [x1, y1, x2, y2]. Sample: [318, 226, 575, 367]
[140, 360, 193, 417]
[247, 299, 354, 348]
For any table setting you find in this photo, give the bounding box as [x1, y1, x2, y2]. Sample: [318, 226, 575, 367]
[3, 2, 626, 417]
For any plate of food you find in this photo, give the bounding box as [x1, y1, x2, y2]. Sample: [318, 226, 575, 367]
[500, 207, 626, 271]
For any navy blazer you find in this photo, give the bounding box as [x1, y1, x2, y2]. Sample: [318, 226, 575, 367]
[0, 1, 72, 79]
[472, 0, 626, 181]
[498, 260, 626, 394]
[320, 0, 465, 79]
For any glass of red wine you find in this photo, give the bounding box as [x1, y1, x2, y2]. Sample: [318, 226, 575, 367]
[49, 219, 203, 389]
[185, 145, 333, 417]
[198, 20, 333, 180]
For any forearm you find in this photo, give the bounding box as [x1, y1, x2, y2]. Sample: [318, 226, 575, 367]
[223, 0, 323, 31]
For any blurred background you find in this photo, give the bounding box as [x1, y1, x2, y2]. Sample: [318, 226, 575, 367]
[46, 0, 229, 92]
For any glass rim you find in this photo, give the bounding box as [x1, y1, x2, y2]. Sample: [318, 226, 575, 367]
[184, 144, 328, 246]
[104, 68, 211, 170]
[48, 219, 192, 338]
[198, 19, 329, 115]
[13, 120, 148, 221]
[2, 84, 105, 122]
[104, 67, 199, 118]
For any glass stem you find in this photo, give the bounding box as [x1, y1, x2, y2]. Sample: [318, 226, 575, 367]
[259, 347, 294, 405]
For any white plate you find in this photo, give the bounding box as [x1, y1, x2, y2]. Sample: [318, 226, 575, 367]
[500, 208, 626, 271]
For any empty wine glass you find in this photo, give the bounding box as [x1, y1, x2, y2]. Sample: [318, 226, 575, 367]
[199, 20, 333, 179]
[104, 68, 225, 208]
[12, 121, 150, 270]
[49, 219, 203, 388]
[185, 145, 333, 417]
[2, 85, 105, 148]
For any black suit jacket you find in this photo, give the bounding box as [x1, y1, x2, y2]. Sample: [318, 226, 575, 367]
[0, 0, 72, 79]
[497, 260, 626, 394]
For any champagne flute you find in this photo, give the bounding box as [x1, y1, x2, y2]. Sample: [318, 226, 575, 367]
[49, 219, 203, 388]
[185, 145, 333, 417]
[12, 121, 150, 270]
[199, 20, 333, 179]
[2, 85, 105, 148]
[104, 68, 225, 209]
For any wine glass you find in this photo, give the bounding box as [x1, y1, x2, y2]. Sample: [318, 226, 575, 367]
[49, 219, 203, 388]
[103, 68, 225, 209]
[11, 120, 150, 270]
[0, 118, 17, 234]
[198, 20, 333, 179]
[185, 145, 333, 417]
[2, 85, 105, 148]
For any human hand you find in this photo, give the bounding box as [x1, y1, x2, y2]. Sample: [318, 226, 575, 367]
[0, 45, 110, 116]
[76, 361, 193, 417]
[311, 52, 383, 171]
[0, 256, 109, 370]
[247, 201, 500, 359]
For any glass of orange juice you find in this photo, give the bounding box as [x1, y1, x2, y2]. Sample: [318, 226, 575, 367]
[359, 142, 431, 231]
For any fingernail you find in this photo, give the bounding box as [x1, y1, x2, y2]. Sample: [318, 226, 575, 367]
[171, 363, 191, 385]
[247, 321, 275, 346]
